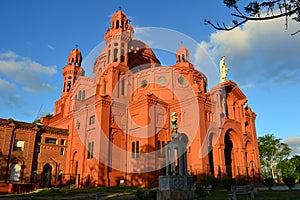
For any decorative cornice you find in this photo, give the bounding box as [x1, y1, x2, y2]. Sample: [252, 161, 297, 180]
[0, 118, 68, 135]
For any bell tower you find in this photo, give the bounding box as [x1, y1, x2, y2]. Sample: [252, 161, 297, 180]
[62, 47, 85, 94]
[176, 45, 190, 63]
[104, 9, 133, 65]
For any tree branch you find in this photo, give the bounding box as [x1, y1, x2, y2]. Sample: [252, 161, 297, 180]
[205, 4, 300, 32]
[204, 19, 248, 31]
[291, 29, 300, 35]
[231, 6, 299, 21]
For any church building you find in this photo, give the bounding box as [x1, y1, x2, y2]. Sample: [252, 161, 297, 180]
[1, 10, 261, 189]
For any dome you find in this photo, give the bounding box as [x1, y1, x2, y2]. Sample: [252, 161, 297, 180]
[93, 38, 160, 77]
[127, 39, 160, 70]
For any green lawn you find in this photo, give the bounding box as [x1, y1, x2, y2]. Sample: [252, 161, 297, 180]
[0, 187, 299, 200]
[204, 190, 300, 200]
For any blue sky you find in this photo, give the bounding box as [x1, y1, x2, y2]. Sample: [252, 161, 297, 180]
[0, 0, 299, 154]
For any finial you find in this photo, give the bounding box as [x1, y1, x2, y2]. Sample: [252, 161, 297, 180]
[180, 41, 183, 45]
[118, 6, 122, 11]
[75, 44, 78, 49]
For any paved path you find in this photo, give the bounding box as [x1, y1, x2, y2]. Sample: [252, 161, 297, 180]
[256, 184, 300, 191]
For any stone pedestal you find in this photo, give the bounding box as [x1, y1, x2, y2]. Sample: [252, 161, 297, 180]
[157, 175, 195, 199]
[159, 175, 194, 191]
[157, 133, 195, 200]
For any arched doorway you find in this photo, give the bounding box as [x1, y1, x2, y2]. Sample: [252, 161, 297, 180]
[224, 132, 233, 177]
[41, 163, 52, 188]
[71, 151, 78, 185]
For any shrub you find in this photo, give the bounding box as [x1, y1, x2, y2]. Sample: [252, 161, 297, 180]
[264, 178, 275, 188]
[237, 178, 248, 186]
[136, 189, 156, 200]
[200, 177, 219, 189]
[221, 177, 236, 191]
[283, 176, 296, 189]
[195, 184, 209, 197]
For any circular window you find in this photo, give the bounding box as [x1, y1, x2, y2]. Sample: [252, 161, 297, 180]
[178, 77, 186, 85]
[141, 80, 148, 88]
[158, 76, 167, 85]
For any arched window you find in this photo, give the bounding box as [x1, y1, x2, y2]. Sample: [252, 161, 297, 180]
[121, 79, 125, 96]
[131, 141, 140, 158]
[10, 163, 21, 181]
[113, 48, 118, 62]
[121, 20, 124, 29]
[78, 90, 82, 100]
[157, 140, 161, 157]
[131, 142, 135, 158]
[162, 141, 166, 157]
[116, 20, 120, 28]
[82, 90, 85, 100]
[208, 134, 214, 176]
[103, 81, 107, 95]
[107, 50, 111, 64]
[67, 81, 71, 91]
[182, 54, 185, 62]
[120, 49, 125, 63]
[136, 141, 139, 158]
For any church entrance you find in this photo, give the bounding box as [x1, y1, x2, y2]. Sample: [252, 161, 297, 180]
[224, 132, 233, 177]
[41, 164, 52, 188]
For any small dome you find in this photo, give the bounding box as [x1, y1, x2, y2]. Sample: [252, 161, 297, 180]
[110, 10, 128, 29]
[176, 45, 190, 63]
[111, 10, 126, 21]
[68, 48, 82, 66]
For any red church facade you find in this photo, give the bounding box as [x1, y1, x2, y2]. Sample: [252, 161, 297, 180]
[0, 10, 261, 190]
[42, 10, 261, 187]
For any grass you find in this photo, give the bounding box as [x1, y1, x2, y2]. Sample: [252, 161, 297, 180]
[201, 190, 300, 200]
[0, 186, 150, 199]
[0, 187, 299, 200]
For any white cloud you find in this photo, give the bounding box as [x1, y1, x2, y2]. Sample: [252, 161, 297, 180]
[47, 44, 54, 50]
[0, 51, 57, 92]
[285, 137, 300, 155]
[0, 78, 15, 91]
[195, 18, 300, 86]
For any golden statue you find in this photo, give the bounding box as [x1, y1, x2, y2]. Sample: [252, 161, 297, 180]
[220, 56, 229, 83]
[171, 111, 178, 133]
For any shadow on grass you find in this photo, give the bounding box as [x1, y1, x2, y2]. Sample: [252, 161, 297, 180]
[1, 187, 300, 200]
[0, 186, 152, 200]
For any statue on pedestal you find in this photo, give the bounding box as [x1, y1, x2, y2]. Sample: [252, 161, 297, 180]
[171, 112, 179, 139]
[220, 56, 229, 83]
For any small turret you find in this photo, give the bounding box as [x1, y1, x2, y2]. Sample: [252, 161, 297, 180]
[176, 46, 190, 63]
[67, 47, 82, 67]
[62, 47, 85, 94]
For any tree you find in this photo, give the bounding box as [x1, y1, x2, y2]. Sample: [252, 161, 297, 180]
[277, 155, 300, 189]
[258, 134, 291, 179]
[277, 156, 300, 178]
[205, 0, 300, 35]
